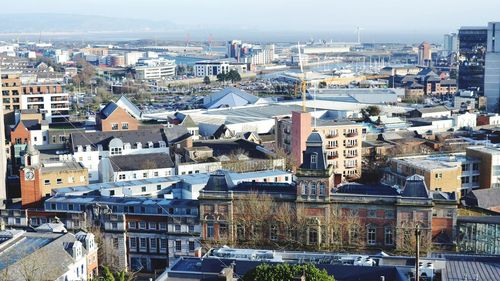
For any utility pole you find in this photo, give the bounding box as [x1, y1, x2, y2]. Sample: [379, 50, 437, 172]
[415, 224, 421, 281]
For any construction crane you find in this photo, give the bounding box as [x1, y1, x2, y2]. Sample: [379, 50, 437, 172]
[293, 42, 308, 112]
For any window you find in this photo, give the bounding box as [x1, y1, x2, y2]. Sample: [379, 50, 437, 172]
[157, 185, 161, 191]
[384, 227, 394, 245]
[367, 226, 376, 245]
[319, 183, 325, 196]
[435, 173, 443, 179]
[302, 183, 308, 195]
[159, 222, 167, 230]
[154, 171, 159, 177]
[44, 180, 51, 185]
[122, 123, 129, 130]
[111, 123, 118, 130]
[270, 225, 278, 241]
[113, 238, 119, 249]
[111, 222, 118, 229]
[472, 176, 479, 183]
[129, 237, 137, 249]
[139, 222, 146, 229]
[308, 228, 318, 244]
[461, 176, 470, 184]
[139, 238, 147, 250]
[310, 183, 317, 195]
[118, 174, 126, 180]
[68, 204, 74, 211]
[110, 190, 115, 196]
[128, 222, 136, 229]
[207, 223, 214, 238]
[175, 224, 181, 232]
[385, 210, 394, 219]
[368, 210, 377, 218]
[68, 176, 74, 183]
[150, 238, 157, 251]
[160, 239, 167, 252]
[311, 153, 317, 164]
[141, 186, 146, 192]
[175, 241, 182, 252]
[189, 225, 195, 233]
[473, 163, 479, 171]
[56, 178, 63, 185]
[143, 172, 148, 178]
[149, 222, 157, 230]
[189, 241, 195, 251]
[110, 147, 122, 155]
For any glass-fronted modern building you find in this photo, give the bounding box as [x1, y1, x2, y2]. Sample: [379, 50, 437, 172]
[457, 216, 500, 255]
[458, 27, 488, 96]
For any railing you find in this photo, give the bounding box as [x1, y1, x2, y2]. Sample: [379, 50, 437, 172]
[345, 143, 357, 148]
[326, 145, 337, 149]
[326, 134, 338, 139]
[327, 155, 338, 160]
[345, 154, 358, 159]
[346, 132, 358, 137]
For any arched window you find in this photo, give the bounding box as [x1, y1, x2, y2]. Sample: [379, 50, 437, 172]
[302, 183, 308, 195]
[309, 228, 318, 244]
[310, 183, 317, 195]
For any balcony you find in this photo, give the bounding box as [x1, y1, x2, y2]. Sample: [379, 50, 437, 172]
[327, 155, 338, 160]
[345, 164, 357, 169]
[326, 134, 338, 139]
[346, 132, 358, 138]
[326, 145, 338, 149]
[345, 143, 357, 148]
[345, 154, 358, 159]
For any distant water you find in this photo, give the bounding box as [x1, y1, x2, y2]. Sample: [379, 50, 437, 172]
[162, 55, 205, 66]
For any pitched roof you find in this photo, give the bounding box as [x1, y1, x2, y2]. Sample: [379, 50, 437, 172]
[180, 115, 197, 128]
[462, 188, 500, 210]
[70, 127, 189, 151]
[116, 95, 143, 120]
[109, 153, 174, 171]
[203, 87, 261, 109]
[98, 101, 118, 119]
[300, 132, 328, 170]
[12, 119, 40, 131]
[416, 106, 450, 114]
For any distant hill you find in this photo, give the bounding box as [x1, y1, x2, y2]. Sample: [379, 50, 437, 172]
[0, 13, 175, 33]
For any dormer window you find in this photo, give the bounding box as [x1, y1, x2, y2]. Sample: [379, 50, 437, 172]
[148, 141, 154, 148]
[311, 153, 317, 164]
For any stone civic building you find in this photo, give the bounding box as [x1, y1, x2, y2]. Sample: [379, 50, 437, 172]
[199, 132, 458, 252]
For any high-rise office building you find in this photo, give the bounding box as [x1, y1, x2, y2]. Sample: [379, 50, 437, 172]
[443, 33, 458, 56]
[458, 26, 488, 96]
[485, 22, 500, 112]
[418, 41, 432, 66]
[0, 71, 7, 208]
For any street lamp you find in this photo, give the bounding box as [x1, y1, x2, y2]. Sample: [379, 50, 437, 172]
[415, 224, 421, 281]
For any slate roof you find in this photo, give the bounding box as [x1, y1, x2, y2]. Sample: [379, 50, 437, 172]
[70, 126, 189, 151]
[193, 139, 271, 159]
[12, 119, 40, 131]
[401, 175, 430, 198]
[416, 106, 450, 114]
[116, 95, 143, 120]
[99, 101, 118, 119]
[336, 183, 400, 196]
[170, 257, 408, 281]
[462, 189, 500, 210]
[0, 232, 83, 280]
[443, 256, 500, 281]
[110, 153, 174, 171]
[300, 132, 328, 170]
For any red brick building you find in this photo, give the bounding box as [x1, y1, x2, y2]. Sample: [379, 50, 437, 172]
[96, 101, 139, 132]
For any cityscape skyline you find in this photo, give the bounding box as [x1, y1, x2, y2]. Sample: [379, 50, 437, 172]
[0, 0, 499, 43]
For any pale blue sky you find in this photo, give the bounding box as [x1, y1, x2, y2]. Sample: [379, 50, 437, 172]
[2, 0, 499, 32]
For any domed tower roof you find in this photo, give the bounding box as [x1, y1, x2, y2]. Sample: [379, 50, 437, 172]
[306, 131, 323, 146]
[299, 131, 327, 170]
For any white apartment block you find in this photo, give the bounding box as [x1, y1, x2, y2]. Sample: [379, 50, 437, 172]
[194, 60, 248, 77]
[21, 92, 70, 123]
[134, 59, 176, 80]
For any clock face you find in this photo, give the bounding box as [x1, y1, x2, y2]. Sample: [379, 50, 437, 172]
[25, 170, 35, 181]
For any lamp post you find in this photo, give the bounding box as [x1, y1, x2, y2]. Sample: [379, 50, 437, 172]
[415, 224, 421, 281]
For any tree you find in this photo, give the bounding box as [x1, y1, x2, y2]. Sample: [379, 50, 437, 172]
[203, 76, 211, 85]
[242, 263, 334, 281]
[227, 69, 242, 83]
[100, 266, 136, 281]
[365, 105, 381, 116]
[217, 72, 227, 83]
[319, 81, 327, 88]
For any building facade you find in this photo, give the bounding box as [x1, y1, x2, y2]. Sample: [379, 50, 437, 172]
[458, 26, 488, 95]
[485, 22, 500, 112]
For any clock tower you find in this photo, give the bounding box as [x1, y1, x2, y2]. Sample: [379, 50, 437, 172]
[20, 144, 42, 208]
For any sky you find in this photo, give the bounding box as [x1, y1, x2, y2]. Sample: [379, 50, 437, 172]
[1, 0, 499, 42]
